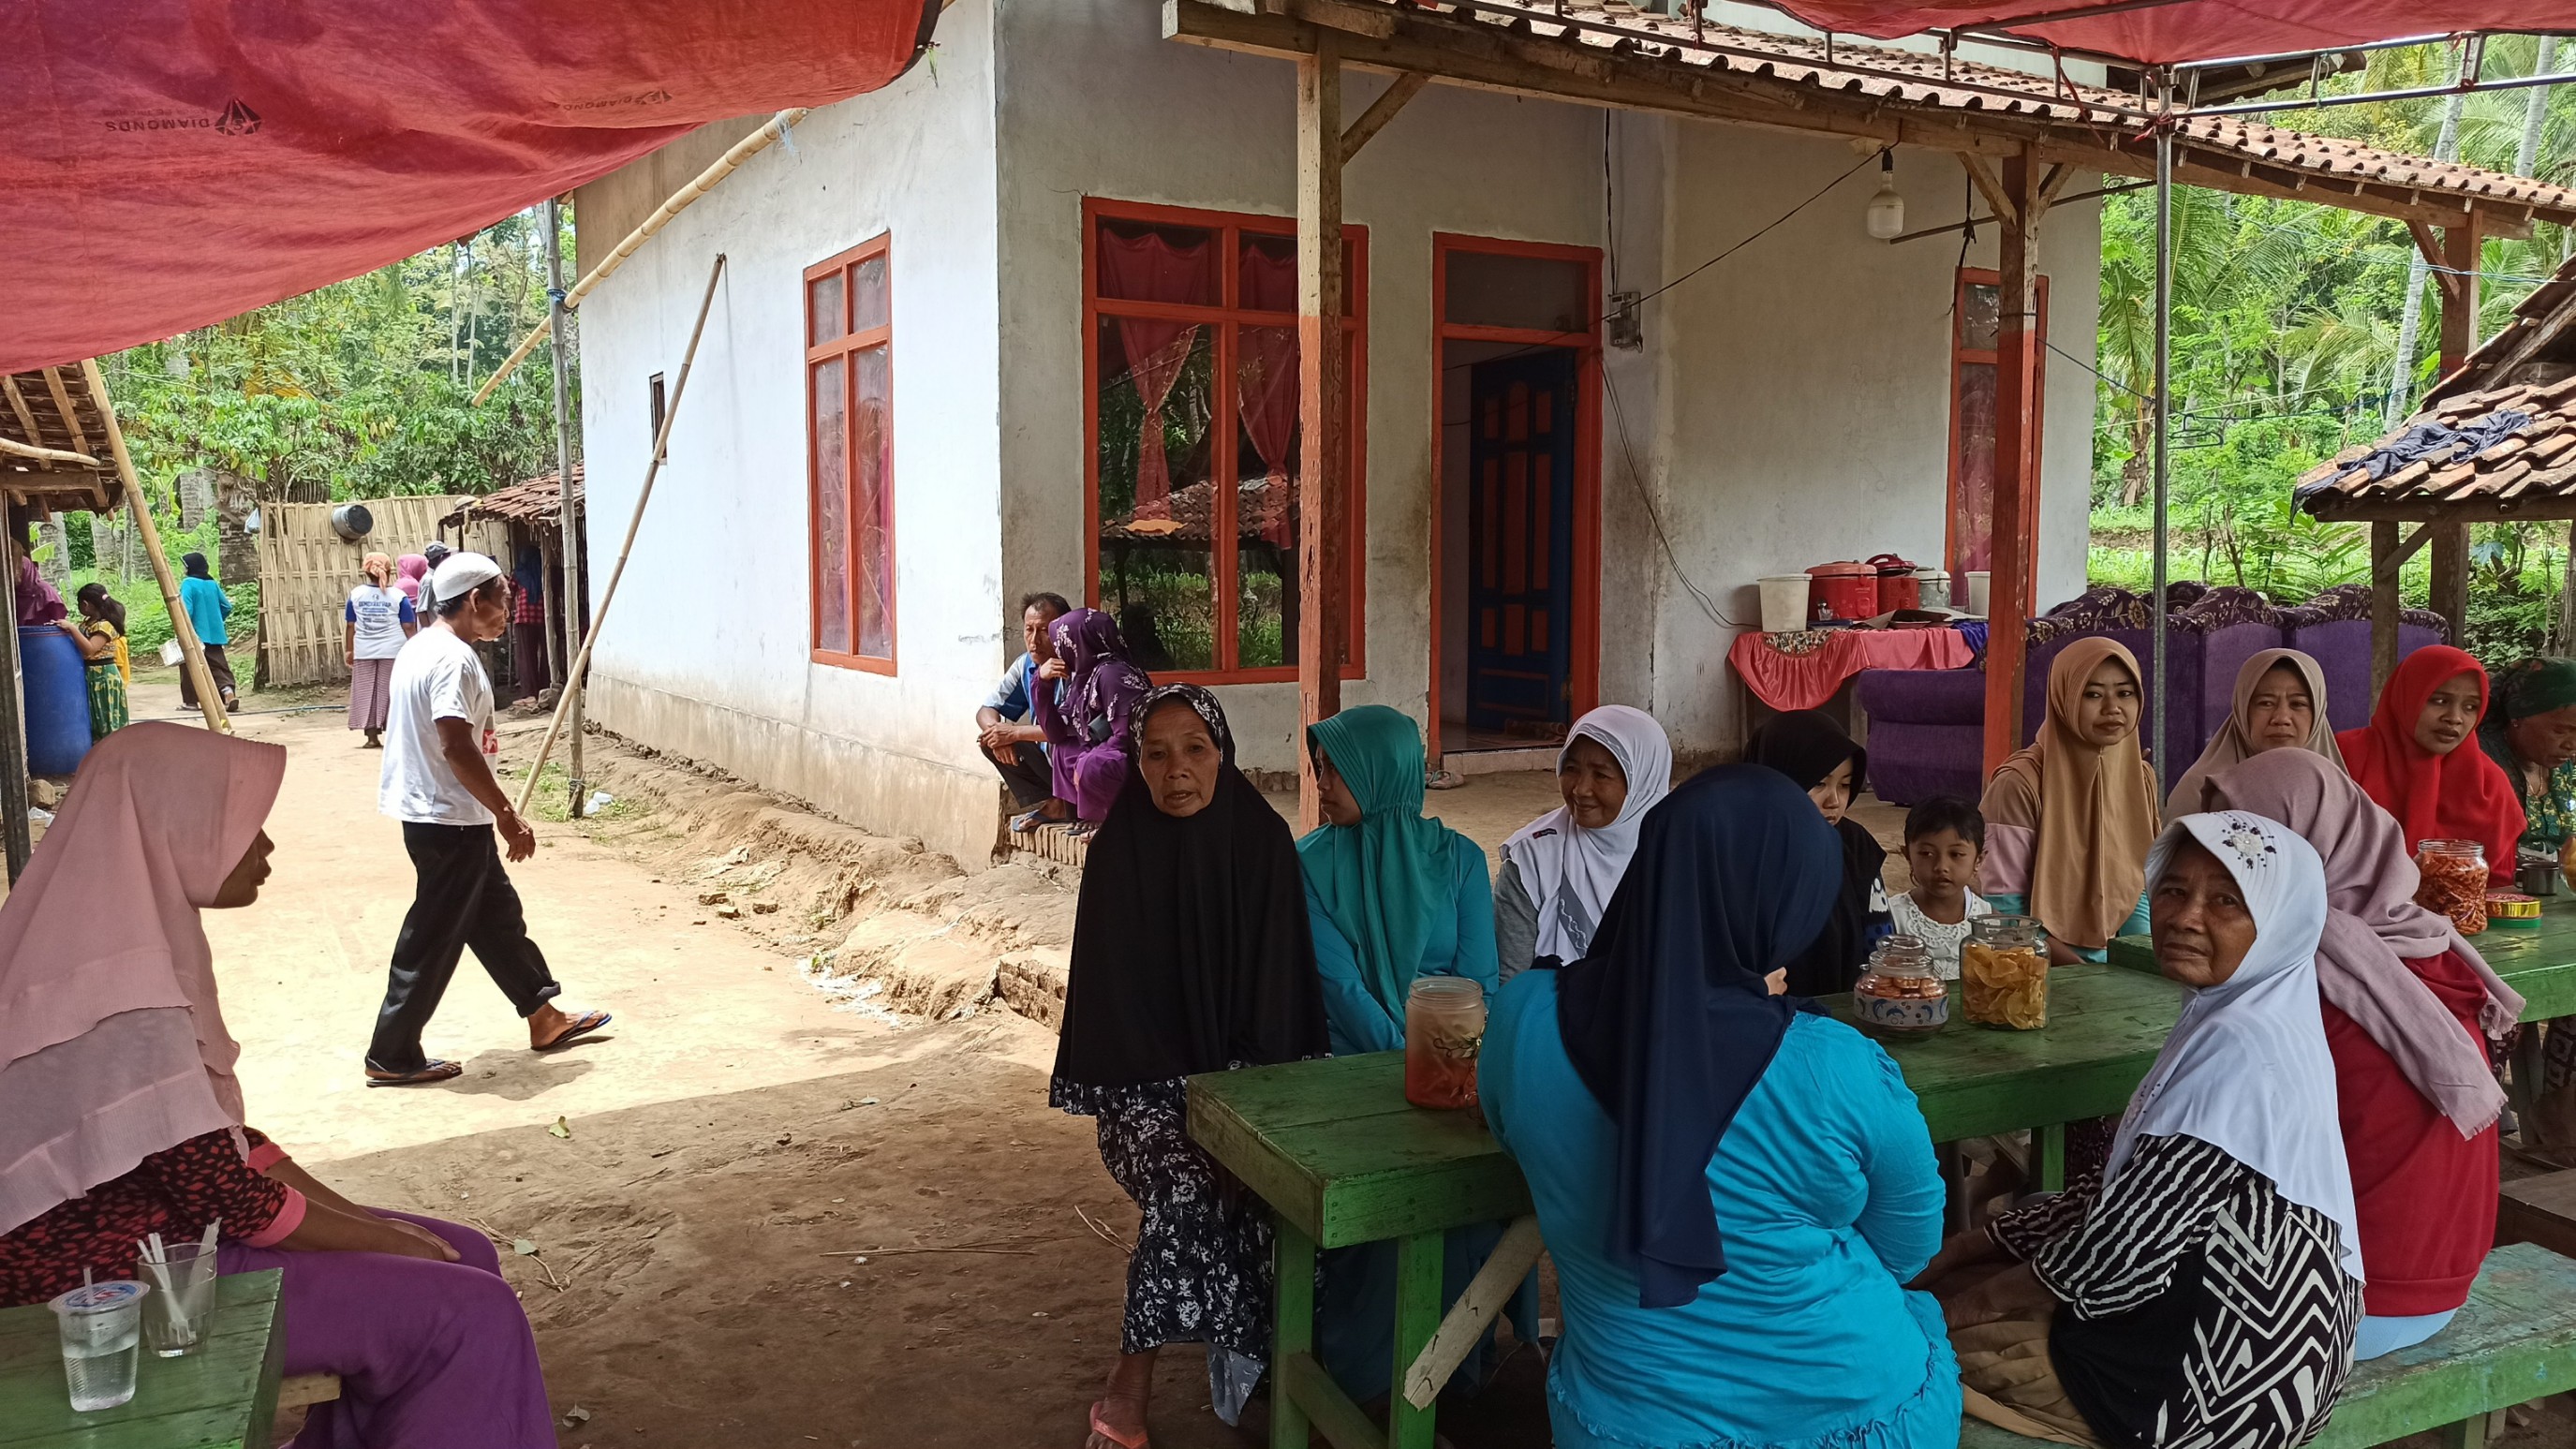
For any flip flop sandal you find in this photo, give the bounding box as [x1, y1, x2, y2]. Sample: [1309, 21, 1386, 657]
[1086, 1401, 1148, 1449]
[533, 1009, 613, 1053]
[365, 1059, 464, 1087]
[1010, 806, 1057, 835]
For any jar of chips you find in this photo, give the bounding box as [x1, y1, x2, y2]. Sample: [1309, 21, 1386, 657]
[1962, 914, 2050, 1029]
[2414, 840, 2489, 935]
[1852, 935, 1948, 1038]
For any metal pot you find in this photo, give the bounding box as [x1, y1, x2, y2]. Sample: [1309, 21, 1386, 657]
[329, 503, 374, 542]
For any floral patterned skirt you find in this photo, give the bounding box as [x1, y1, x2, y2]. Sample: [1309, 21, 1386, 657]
[1060, 1076, 1274, 1361]
[85, 661, 126, 741]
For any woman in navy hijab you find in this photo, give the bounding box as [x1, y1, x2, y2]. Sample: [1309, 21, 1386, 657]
[1479, 765, 1958, 1449]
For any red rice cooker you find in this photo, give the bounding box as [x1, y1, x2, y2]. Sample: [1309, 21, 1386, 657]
[1867, 553, 1921, 613]
[1806, 561, 1879, 624]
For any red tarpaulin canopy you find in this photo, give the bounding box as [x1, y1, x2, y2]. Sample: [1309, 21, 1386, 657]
[1765, 2, 2550, 67]
[1, 0, 940, 375]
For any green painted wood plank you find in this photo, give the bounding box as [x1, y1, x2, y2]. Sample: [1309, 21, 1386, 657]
[1958, 1244, 2576, 1449]
[1281, 1353, 1382, 1449]
[1386, 1234, 1442, 1449]
[0, 1271, 283, 1449]
[1270, 1222, 1316, 1449]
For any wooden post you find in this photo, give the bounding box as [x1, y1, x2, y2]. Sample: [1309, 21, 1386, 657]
[2439, 219, 2481, 377]
[2430, 521, 2469, 650]
[1979, 149, 2043, 776]
[2372, 521, 2403, 698]
[0, 523, 27, 880]
[539, 532, 565, 693]
[80, 361, 229, 732]
[1295, 36, 1347, 830]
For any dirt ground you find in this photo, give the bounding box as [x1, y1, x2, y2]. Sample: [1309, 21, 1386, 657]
[82, 675, 2570, 1448]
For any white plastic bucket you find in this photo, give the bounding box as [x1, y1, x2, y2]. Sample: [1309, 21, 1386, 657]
[1964, 570, 1992, 617]
[1757, 575, 1812, 634]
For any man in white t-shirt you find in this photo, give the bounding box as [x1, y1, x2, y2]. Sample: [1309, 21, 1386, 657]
[365, 552, 611, 1087]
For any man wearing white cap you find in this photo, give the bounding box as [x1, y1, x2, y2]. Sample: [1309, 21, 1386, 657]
[364, 551, 611, 1086]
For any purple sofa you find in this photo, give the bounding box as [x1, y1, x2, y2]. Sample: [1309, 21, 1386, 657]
[2279, 584, 2449, 735]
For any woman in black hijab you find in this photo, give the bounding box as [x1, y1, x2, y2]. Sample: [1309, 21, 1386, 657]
[1747, 710, 1891, 996]
[1052, 683, 1327, 1449]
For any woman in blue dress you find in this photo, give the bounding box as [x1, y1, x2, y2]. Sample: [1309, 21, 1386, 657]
[1297, 703, 1533, 1400]
[1480, 764, 1960, 1449]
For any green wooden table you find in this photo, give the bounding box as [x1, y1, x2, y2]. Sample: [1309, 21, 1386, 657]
[1188, 965, 2185, 1449]
[0, 1271, 286, 1449]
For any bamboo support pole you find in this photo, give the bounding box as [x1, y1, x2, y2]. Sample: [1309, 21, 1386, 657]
[511, 254, 726, 817]
[0, 436, 99, 467]
[472, 111, 803, 406]
[79, 360, 229, 733]
[1400, 1215, 1544, 1410]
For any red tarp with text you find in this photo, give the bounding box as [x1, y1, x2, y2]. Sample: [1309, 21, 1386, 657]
[1767, 2, 2546, 67]
[2, 0, 939, 374]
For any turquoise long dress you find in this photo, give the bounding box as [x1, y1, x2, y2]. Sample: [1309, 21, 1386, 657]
[1481, 970, 1961, 1449]
[1303, 832, 1536, 1401]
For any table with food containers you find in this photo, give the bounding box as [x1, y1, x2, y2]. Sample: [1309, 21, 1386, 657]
[1186, 915, 2186, 1449]
[1730, 554, 1985, 717]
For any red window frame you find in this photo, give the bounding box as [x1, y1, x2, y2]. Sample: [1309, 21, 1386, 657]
[1945, 266, 2049, 590]
[1080, 197, 1369, 684]
[806, 234, 896, 673]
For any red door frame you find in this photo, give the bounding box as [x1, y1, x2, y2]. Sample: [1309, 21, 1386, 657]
[1077, 196, 1369, 684]
[1428, 232, 1603, 762]
[1943, 267, 2049, 607]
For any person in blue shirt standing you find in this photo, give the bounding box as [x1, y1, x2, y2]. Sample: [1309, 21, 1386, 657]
[176, 552, 239, 712]
[976, 590, 1073, 833]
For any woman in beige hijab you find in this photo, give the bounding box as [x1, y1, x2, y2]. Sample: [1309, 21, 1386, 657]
[2165, 648, 2344, 819]
[1979, 638, 2162, 964]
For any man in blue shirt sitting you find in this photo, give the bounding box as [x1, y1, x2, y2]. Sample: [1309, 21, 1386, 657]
[976, 590, 1072, 833]
[176, 552, 240, 711]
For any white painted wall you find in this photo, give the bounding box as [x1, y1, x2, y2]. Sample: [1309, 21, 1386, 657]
[570, 0, 1006, 866]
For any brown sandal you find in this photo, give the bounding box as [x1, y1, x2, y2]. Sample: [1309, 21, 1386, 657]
[365, 1059, 463, 1087]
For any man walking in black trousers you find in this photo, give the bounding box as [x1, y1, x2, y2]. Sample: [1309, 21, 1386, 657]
[365, 552, 609, 1086]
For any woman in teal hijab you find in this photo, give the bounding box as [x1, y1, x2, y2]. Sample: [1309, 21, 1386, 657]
[2481, 658, 2576, 1148]
[1297, 704, 1531, 1400]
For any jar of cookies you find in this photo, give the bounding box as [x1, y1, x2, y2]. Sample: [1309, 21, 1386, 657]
[1853, 935, 1948, 1039]
[2414, 840, 2489, 935]
[1962, 914, 2050, 1029]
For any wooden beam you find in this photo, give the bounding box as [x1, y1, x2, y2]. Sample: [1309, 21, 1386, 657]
[0, 436, 100, 467]
[2309, 495, 2576, 524]
[0, 377, 41, 447]
[2439, 218, 2482, 377]
[2030, 161, 2076, 226]
[1296, 34, 1347, 833]
[40, 368, 91, 460]
[2372, 520, 2431, 697]
[2407, 219, 2464, 302]
[1981, 145, 2045, 776]
[79, 359, 229, 733]
[1960, 153, 2018, 229]
[2430, 521, 2470, 647]
[1288, 0, 1395, 39]
[1341, 70, 1427, 162]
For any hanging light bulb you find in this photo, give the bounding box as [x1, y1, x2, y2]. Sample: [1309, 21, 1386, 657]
[1865, 149, 1904, 241]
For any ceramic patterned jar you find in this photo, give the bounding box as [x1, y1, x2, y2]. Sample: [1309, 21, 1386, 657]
[1852, 936, 1947, 1039]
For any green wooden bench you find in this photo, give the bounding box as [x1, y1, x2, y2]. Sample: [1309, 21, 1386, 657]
[0, 1269, 286, 1449]
[1958, 1242, 2576, 1449]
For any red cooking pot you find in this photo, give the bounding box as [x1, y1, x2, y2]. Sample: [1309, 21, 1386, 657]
[1867, 553, 1921, 613]
[1807, 562, 1878, 624]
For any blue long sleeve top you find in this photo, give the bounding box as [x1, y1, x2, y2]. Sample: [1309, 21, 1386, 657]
[1301, 833, 1498, 1057]
[1480, 970, 1961, 1449]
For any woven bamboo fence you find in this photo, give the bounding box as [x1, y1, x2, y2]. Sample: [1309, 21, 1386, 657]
[256, 498, 506, 687]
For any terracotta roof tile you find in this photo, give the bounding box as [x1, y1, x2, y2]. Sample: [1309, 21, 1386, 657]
[439, 466, 584, 529]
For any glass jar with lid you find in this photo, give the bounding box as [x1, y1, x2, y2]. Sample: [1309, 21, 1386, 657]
[1852, 935, 1947, 1038]
[1403, 977, 1487, 1109]
[2415, 840, 2488, 934]
[1962, 914, 2050, 1029]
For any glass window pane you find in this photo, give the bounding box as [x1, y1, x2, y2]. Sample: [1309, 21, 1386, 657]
[808, 273, 846, 347]
[1236, 231, 1362, 317]
[853, 254, 890, 334]
[852, 345, 893, 658]
[1952, 361, 1995, 575]
[810, 356, 851, 653]
[1962, 283, 2000, 353]
[1444, 250, 1588, 333]
[1098, 220, 1220, 307]
[1235, 322, 1300, 668]
[1096, 318, 1217, 672]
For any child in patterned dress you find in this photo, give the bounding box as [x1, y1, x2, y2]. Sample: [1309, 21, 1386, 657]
[1887, 795, 1992, 979]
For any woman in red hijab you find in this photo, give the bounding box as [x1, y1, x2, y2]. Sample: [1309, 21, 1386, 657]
[2339, 645, 2524, 884]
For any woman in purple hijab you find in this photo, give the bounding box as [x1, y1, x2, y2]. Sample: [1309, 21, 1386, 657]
[1033, 607, 1153, 835]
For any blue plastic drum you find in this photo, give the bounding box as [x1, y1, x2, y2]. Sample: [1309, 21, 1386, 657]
[21, 625, 94, 776]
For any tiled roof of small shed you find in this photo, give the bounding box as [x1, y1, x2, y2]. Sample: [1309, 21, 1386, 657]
[1, 364, 118, 512]
[2296, 376, 2576, 518]
[440, 466, 583, 529]
[1201, 0, 2576, 225]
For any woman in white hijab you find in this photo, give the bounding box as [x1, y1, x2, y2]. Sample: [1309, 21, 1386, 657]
[1925, 810, 2364, 1449]
[1495, 705, 1672, 981]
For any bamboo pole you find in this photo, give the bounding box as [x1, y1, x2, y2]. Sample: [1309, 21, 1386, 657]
[0, 519, 26, 880]
[472, 111, 803, 406]
[511, 254, 726, 817]
[0, 436, 99, 467]
[540, 197, 586, 816]
[79, 360, 229, 733]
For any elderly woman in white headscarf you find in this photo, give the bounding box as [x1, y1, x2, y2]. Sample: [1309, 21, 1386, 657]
[1495, 705, 1673, 980]
[1924, 810, 2364, 1449]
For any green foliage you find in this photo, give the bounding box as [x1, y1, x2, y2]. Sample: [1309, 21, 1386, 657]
[98, 207, 574, 506]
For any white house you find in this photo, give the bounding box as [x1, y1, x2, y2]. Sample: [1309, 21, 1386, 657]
[566, 0, 2434, 865]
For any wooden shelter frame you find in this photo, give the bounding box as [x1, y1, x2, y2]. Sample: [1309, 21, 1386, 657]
[1166, 0, 2569, 824]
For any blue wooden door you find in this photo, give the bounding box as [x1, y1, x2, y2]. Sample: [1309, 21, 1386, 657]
[1465, 350, 1578, 733]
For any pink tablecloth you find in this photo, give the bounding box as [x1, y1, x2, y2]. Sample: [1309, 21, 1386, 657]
[1727, 627, 1976, 712]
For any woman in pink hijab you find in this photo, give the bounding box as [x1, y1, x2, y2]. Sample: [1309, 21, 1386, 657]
[392, 553, 428, 607]
[0, 724, 555, 1449]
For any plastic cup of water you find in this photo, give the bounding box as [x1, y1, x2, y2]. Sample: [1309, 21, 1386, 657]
[51, 1279, 147, 1412]
[138, 1243, 218, 1356]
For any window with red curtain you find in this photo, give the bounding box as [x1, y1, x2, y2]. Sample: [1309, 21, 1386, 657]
[807, 236, 896, 673]
[1947, 267, 2048, 581]
[1085, 200, 1366, 681]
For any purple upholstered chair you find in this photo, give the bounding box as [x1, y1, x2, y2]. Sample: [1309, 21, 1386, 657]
[1854, 666, 1986, 806]
[2281, 585, 2450, 733]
